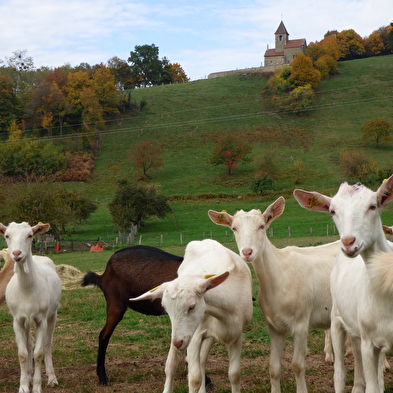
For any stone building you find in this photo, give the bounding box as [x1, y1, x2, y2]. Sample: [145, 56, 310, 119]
[264, 21, 307, 69]
[208, 20, 307, 79]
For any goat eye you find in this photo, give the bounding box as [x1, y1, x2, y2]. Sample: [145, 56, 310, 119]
[259, 225, 265, 230]
[369, 205, 377, 211]
[231, 227, 237, 232]
[188, 304, 195, 312]
[329, 210, 335, 216]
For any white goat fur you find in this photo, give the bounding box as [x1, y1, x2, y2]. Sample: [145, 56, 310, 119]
[1, 222, 62, 393]
[293, 175, 393, 393]
[130, 239, 253, 393]
[209, 197, 341, 393]
[0, 250, 15, 304]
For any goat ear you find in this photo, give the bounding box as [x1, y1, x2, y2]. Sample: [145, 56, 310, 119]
[0, 223, 6, 235]
[201, 271, 230, 293]
[377, 175, 393, 208]
[293, 189, 331, 213]
[129, 283, 168, 302]
[208, 210, 233, 228]
[263, 196, 285, 226]
[383, 225, 393, 236]
[32, 223, 50, 236]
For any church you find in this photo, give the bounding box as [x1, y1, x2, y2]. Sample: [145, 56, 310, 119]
[208, 20, 307, 79]
[264, 21, 307, 69]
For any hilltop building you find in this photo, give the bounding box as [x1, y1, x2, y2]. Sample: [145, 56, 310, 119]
[264, 21, 307, 69]
[208, 21, 307, 79]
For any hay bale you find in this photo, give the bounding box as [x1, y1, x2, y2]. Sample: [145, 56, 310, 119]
[56, 264, 83, 287]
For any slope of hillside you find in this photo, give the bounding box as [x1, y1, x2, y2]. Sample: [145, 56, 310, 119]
[86, 55, 393, 201]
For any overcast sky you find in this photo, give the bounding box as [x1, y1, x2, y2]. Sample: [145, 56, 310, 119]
[0, 0, 391, 81]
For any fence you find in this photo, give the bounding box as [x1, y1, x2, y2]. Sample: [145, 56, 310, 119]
[133, 223, 338, 248]
[0, 223, 338, 255]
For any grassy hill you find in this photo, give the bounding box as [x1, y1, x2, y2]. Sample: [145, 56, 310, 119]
[70, 55, 393, 245]
[86, 55, 393, 198]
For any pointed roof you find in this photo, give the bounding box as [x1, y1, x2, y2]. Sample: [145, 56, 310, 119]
[275, 21, 289, 35]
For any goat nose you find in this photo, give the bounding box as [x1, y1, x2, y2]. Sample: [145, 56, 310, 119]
[341, 236, 356, 249]
[173, 339, 183, 350]
[242, 248, 253, 258]
[12, 250, 21, 257]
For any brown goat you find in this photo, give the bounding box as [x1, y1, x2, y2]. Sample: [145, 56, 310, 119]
[82, 245, 208, 387]
[0, 250, 15, 304]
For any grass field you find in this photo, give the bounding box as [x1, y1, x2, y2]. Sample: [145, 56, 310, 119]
[1, 241, 393, 393]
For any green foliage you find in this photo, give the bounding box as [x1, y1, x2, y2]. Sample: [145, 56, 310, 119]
[127, 45, 188, 88]
[361, 118, 392, 147]
[0, 129, 67, 179]
[128, 44, 163, 88]
[287, 84, 316, 114]
[108, 179, 172, 234]
[2, 183, 97, 235]
[250, 176, 274, 199]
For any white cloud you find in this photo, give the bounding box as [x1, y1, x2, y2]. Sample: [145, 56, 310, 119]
[0, 0, 391, 79]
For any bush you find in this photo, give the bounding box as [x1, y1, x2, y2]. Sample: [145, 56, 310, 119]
[339, 149, 377, 183]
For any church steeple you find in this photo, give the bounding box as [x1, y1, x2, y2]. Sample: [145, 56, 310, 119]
[275, 21, 289, 53]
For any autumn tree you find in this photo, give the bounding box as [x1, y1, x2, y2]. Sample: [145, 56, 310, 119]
[290, 54, 321, 89]
[361, 118, 392, 147]
[307, 37, 339, 79]
[91, 65, 119, 115]
[0, 75, 22, 132]
[314, 54, 338, 78]
[107, 56, 133, 90]
[261, 65, 317, 114]
[80, 87, 104, 129]
[161, 57, 189, 84]
[339, 149, 377, 182]
[364, 31, 385, 57]
[209, 132, 252, 175]
[26, 68, 71, 135]
[66, 67, 119, 130]
[378, 24, 393, 54]
[128, 140, 164, 179]
[337, 29, 365, 60]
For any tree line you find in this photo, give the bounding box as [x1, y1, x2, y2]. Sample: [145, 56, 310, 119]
[261, 23, 393, 114]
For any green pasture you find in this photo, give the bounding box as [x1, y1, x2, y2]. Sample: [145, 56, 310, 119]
[81, 55, 393, 202]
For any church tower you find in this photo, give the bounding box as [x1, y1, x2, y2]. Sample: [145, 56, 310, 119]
[275, 21, 289, 53]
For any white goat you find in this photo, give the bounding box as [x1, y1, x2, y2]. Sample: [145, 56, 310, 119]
[0, 249, 15, 304]
[208, 197, 341, 393]
[293, 175, 393, 393]
[1, 222, 62, 393]
[130, 239, 253, 393]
